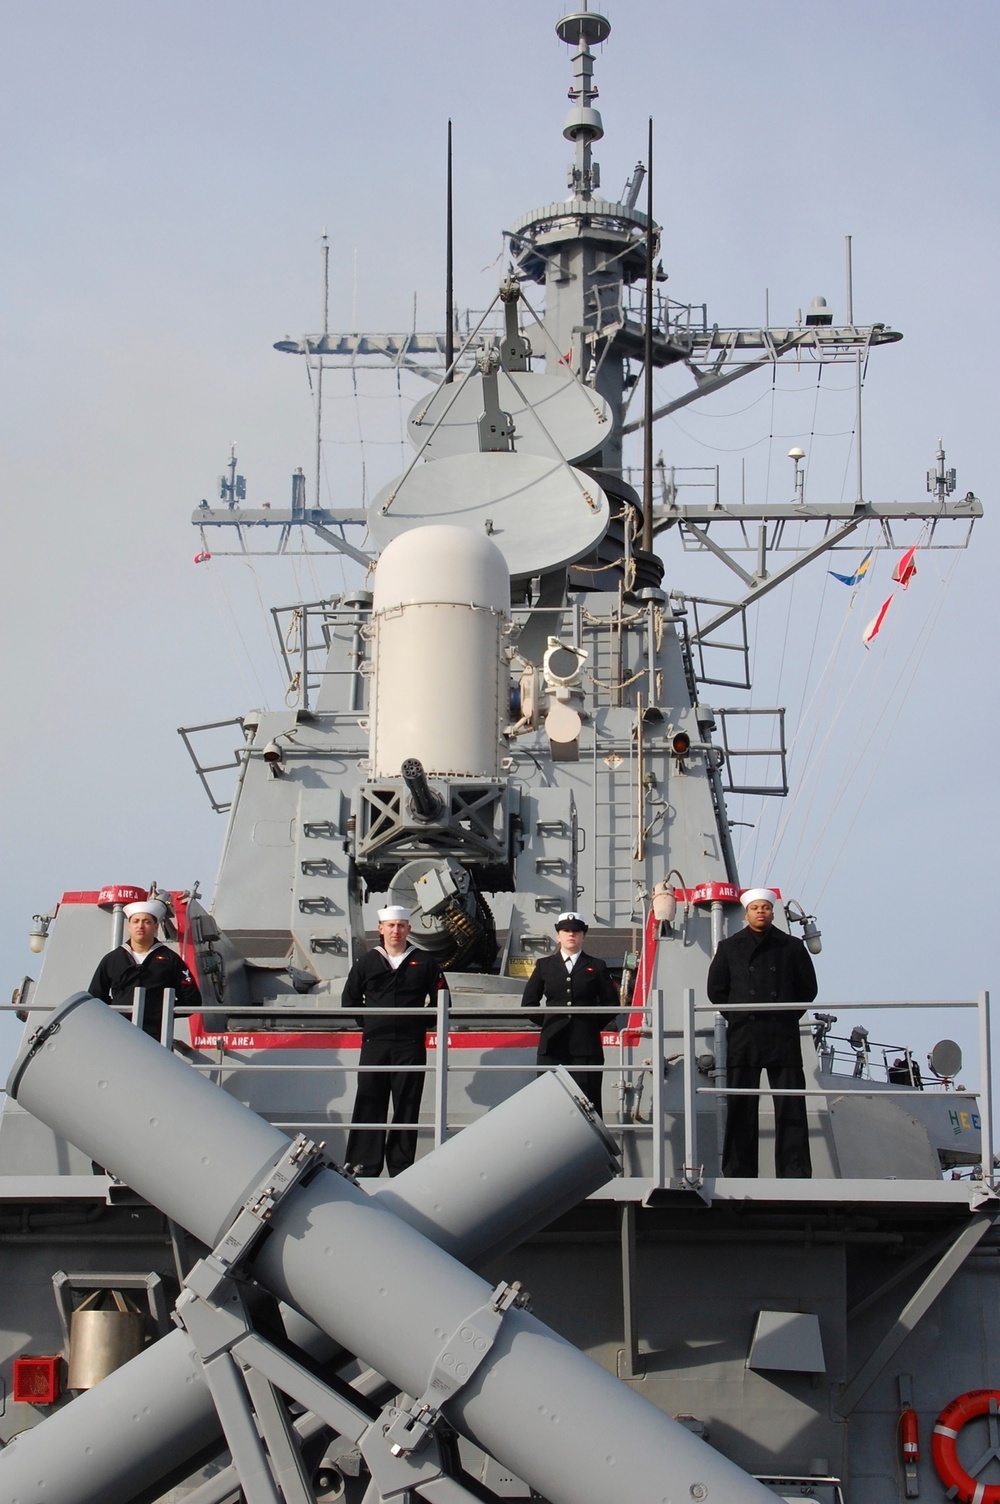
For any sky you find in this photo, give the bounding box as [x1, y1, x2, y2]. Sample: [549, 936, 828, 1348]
[1, 0, 998, 1090]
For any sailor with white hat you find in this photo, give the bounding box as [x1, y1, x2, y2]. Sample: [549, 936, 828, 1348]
[739, 888, 778, 910]
[122, 899, 168, 921]
[707, 883, 818, 1178]
[89, 892, 200, 1041]
[342, 904, 445, 1178]
[519, 910, 620, 1117]
[376, 904, 412, 925]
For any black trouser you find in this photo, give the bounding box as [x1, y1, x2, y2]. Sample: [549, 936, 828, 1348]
[722, 1062, 811, 1178]
[346, 1035, 426, 1177]
[537, 1054, 604, 1118]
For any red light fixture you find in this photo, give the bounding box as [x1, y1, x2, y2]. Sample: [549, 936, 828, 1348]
[671, 731, 691, 757]
[13, 1355, 61, 1405]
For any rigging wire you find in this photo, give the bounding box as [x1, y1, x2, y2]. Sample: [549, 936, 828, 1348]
[241, 559, 290, 684]
[758, 578, 872, 879]
[205, 564, 272, 707]
[781, 562, 895, 879]
[794, 543, 925, 848]
[737, 363, 863, 876]
[795, 537, 959, 898]
[351, 367, 368, 504]
[748, 364, 827, 876]
[742, 362, 787, 878]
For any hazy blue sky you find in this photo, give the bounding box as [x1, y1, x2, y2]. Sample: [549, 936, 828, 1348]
[2, 1, 997, 1081]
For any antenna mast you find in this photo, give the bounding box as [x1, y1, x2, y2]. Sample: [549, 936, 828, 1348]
[316, 230, 329, 508]
[445, 121, 454, 382]
[642, 119, 655, 552]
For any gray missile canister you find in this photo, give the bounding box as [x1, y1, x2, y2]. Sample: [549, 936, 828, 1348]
[0, 1059, 617, 1504]
[7, 995, 777, 1504]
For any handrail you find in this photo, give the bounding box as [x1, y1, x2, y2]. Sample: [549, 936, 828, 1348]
[683, 989, 994, 1191]
[4, 989, 992, 1188]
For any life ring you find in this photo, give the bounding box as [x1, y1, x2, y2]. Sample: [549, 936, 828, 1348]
[932, 1390, 1000, 1503]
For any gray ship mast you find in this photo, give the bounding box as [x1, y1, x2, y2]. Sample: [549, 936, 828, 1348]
[181, 4, 980, 994]
[192, 4, 979, 593]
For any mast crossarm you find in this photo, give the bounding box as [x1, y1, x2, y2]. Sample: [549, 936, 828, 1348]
[689, 517, 865, 642]
[275, 331, 455, 381]
[192, 507, 373, 565]
[686, 322, 901, 353]
[623, 324, 901, 434]
[309, 523, 375, 567]
[276, 321, 899, 397]
[656, 497, 983, 530]
[681, 520, 758, 588]
[192, 507, 368, 527]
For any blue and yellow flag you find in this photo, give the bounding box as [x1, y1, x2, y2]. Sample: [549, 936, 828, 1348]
[829, 548, 873, 587]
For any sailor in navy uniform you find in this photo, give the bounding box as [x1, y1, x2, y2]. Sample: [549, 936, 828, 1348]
[708, 886, 818, 1178]
[89, 898, 201, 1043]
[520, 911, 619, 1117]
[343, 904, 445, 1178]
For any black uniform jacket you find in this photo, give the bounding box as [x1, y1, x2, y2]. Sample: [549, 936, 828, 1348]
[342, 947, 444, 1042]
[521, 951, 619, 1061]
[89, 943, 201, 1038]
[707, 924, 817, 1069]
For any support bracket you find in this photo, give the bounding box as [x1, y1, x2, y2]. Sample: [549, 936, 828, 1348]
[383, 1281, 531, 1457]
[171, 1134, 492, 1504]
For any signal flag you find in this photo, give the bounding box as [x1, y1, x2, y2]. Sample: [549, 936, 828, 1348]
[862, 594, 893, 647]
[892, 546, 917, 589]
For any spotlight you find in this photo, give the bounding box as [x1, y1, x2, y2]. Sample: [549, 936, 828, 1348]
[652, 868, 689, 926]
[28, 915, 51, 955]
[785, 898, 822, 954]
[262, 741, 285, 777]
[652, 883, 677, 923]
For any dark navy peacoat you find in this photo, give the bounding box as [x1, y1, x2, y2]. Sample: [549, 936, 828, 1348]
[521, 950, 619, 1063]
[707, 923, 817, 1068]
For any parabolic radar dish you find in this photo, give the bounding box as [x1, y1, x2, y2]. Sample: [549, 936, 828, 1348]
[368, 451, 610, 579]
[407, 369, 612, 466]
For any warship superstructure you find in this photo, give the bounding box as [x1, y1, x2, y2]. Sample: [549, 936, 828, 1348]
[0, 9, 994, 1504]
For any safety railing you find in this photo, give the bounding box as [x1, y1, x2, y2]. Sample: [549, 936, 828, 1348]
[2, 989, 993, 1193]
[679, 989, 995, 1192]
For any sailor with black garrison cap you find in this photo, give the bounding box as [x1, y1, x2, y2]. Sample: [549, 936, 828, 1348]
[708, 887, 818, 1178]
[520, 911, 619, 1117]
[342, 904, 445, 1178]
[88, 898, 201, 1043]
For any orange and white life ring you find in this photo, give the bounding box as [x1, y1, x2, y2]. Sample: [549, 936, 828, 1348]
[932, 1390, 1000, 1504]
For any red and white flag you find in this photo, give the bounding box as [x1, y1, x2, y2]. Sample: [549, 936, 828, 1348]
[892, 545, 918, 589]
[862, 594, 893, 647]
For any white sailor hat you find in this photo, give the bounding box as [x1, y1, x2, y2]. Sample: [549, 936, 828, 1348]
[555, 911, 588, 931]
[377, 905, 412, 923]
[123, 899, 167, 922]
[740, 888, 778, 909]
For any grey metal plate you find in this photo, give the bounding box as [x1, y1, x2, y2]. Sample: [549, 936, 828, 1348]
[369, 452, 610, 578]
[407, 369, 612, 464]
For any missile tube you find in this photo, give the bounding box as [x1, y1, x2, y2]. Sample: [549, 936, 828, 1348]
[0, 1034, 615, 1504]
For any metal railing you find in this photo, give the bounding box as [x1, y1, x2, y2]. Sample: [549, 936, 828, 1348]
[3, 988, 993, 1192]
[680, 989, 995, 1191]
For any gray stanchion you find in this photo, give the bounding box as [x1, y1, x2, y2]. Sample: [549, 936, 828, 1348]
[5, 994, 775, 1504]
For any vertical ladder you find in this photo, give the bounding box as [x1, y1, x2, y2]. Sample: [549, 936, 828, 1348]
[590, 731, 638, 926]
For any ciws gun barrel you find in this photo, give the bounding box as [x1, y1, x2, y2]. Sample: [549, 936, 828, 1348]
[401, 756, 443, 819]
[4, 995, 776, 1504]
